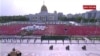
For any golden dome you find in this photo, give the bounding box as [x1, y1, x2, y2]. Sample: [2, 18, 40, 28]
[41, 5, 48, 12]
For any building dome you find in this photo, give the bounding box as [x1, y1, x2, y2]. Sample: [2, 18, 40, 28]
[41, 5, 48, 13]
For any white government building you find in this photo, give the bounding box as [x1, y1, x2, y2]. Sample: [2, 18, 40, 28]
[26, 4, 59, 22]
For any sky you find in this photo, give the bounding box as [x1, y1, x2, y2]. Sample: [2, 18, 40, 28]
[0, 0, 100, 16]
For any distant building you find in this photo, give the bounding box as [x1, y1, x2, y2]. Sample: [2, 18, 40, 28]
[66, 14, 73, 18]
[25, 4, 58, 22]
[82, 10, 100, 19]
[95, 11, 100, 19]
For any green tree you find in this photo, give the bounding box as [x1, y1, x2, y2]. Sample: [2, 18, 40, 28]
[0, 16, 29, 22]
[58, 16, 68, 21]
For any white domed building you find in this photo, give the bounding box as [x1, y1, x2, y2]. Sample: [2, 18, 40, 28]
[26, 4, 58, 22]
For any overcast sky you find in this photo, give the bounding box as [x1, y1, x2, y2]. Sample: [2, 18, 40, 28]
[0, 0, 100, 16]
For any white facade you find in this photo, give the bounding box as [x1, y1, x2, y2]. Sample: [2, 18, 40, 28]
[26, 5, 58, 22]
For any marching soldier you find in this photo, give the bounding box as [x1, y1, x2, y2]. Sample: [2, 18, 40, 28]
[8, 48, 17, 56]
[8, 48, 22, 56]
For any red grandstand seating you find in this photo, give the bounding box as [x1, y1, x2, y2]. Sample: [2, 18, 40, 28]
[0, 24, 100, 36]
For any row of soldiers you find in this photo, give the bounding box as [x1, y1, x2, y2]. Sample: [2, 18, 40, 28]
[8, 48, 22, 56]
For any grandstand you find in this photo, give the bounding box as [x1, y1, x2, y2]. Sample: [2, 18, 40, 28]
[0, 21, 100, 36]
[0, 21, 100, 43]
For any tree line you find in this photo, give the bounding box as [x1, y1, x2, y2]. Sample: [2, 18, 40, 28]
[0, 15, 99, 23]
[0, 16, 29, 23]
[58, 16, 98, 23]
